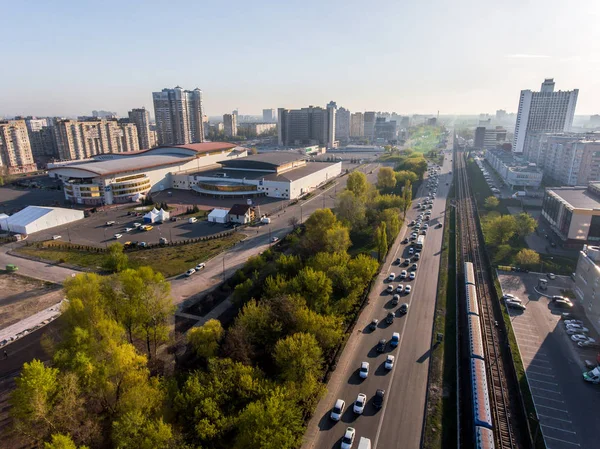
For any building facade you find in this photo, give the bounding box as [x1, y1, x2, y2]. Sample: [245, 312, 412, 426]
[223, 113, 238, 137]
[484, 149, 543, 188]
[350, 112, 364, 138]
[0, 120, 37, 174]
[335, 107, 351, 143]
[474, 126, 507, 150]
[262, 109, 275, 123]
[574, 245, 600, 333]
[374, 118, 398, 142]
[152, 86, 205, 146]
[54, 119, 140, 161]
[278, 105, 334, 147]
[25, 117, 58, 163]
[238, 122, 276, 136]
[128, 108, 152, 150]
[513, 78, 578, 153]
[364, 112, 376, 141]
[326, 101, 337, 147]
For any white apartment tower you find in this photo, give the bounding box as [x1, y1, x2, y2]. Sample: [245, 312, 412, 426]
[327, 101, 337, 147]
[0, 120, 37, 174]
[335, 107, 351, 143]
[128, 108, 152, 149]
[152, 86, 205, 146]
[513, 78, 578, 153]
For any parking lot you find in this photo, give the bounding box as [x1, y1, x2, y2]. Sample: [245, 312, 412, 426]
[499, 271, 600, 449]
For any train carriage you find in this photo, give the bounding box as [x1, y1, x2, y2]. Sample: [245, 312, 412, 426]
[471, 358, 493, 429]
[475, 426, 495, 449]
[466, 283, 479, 316]
[468, 315, 485, 360]
[465, 262, 476, 286]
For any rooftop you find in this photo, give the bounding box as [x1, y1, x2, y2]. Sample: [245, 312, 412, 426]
[547, 187, 600, 210]
[220, 152, 306, 170]
[487, 149, 542, 173]
[191, 161, 339, 182]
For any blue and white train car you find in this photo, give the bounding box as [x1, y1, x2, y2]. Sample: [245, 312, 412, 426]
[465, 262, 476, 286]
[475, 426, 495, 449]
[471, 358, 493, 429]
[468, 315, 485, 360]
[466, 283, 479, 316]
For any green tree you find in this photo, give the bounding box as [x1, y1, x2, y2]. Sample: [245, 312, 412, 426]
[112, 412, 173, 449]
[234, 389, 304, 449]
[400, 156, 428, 179]
[401, 180, 412, 219]
[515, 212, 537, 237]
[188, 319, 224, 359]
[379, 208, 401, 242]
[372, 193, 404, 211]
[335, 190, 366, 230]
[44, 434, 89, 449]
[0, 176, 4, 186]
[515, 248, 540, 268]
[274, 333, 323, 383]
[275, 254, 302, 277]
[484, 196, 500, 209]
[484, 215, 517, 245]
[377, 167, 397, 190]
[346, 171, 368, 199]
[295, 307, 342, 351]
[302, 208, 337, 253]
[394, 170, 418, 186]
[324, 223, 351, 253]
[234, 300, 282, 352]
[290, 267, 333, 313]
[375, 222, 388, 261]
[233, 278, 254, 306]
[264, 274, 289, 298]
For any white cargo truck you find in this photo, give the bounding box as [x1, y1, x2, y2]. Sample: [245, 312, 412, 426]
[358, 437, 372, 449]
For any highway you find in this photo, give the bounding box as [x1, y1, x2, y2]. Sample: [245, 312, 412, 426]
[302, 153, 453, 449]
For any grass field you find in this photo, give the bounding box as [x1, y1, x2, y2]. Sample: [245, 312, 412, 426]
[16, 233, 245, 278]
[408, 125, 443, 153]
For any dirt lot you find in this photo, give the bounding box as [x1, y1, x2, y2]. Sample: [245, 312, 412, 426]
[0, 273, 62, 329]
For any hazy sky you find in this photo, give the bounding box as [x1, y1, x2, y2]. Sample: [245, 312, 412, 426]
[2, 0, 600, 118]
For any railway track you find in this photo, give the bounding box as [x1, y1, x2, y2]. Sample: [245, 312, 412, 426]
[456, 149, 520, 449]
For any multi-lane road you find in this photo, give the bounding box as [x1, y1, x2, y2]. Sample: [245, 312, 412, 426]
[303, 153, 453, 449]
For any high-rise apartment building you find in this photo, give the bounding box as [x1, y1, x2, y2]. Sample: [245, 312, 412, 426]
[278, 105, 334, 147]
[128, 108, 152, 149]
[24, 117, 58, 162]
[0, 120, 37, 174]
[152, 86, 205, 146]
[263, 109, 275, 123]
[350, 112, 364, 138]
[513, 78, 578, 153]
[54, 119, 139, 161]
[335, 107, 351, 143]
[375, 118, 398, 142]
[364, 112, 376, 141]
[223, 113, 238, 137]
[474, 126, 507, 150]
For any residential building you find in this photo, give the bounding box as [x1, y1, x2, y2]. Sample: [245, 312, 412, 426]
[496, 109, 507, 120]
[326, 101, 337, 147]
[350, 112, 364, 137]
[513, 78, 578, 153]
[484, 149, 542, 188]
[278, 105, 332, 147]
[541, 183, 600, 247]
[54, 119, 139, 161]
[223, 113, 238, 137]
[24, 117, 58, 162]
[238, 122, 277, 136]
[364, 112, 376, 141]
[474, 126, 507, 150]
[128, 108, 152, 149]
[427, 117, 437, 126]
[0, 120, 37, 174]
[335, 107, 351, 144]
[228, 204, 256, 224]
[92, 110, 117, 119]
[574, 245, 600, 333]
[262, 109, 275, 123]
[152, 86, 205, 146]
[374, 118, 398, 142]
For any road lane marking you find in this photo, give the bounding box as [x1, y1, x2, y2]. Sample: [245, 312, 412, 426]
[532, 386, 562, 394]
[538, 414, 572, 423]
[536, 404, 569, 413]
[527, 370, 556, 378]
[542, 424, 577, 435]
[544, 436, 580, 446]
[534, 395, 564, 403]
[529, 378, 559, 386]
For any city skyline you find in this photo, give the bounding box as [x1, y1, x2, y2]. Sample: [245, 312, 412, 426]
[2, 0, 600, 117]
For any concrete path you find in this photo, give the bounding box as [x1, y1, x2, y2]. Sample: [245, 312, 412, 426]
[0, 300, 63, 346]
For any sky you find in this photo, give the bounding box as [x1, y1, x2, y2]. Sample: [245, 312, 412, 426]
[2, 0, 600, 118]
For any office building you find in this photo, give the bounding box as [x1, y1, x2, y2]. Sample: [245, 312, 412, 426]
[574, 245, 600, 333]
[25, 117, 58, 162]
[223, 113, 238, 138]
[374, 118, 398, 142]
[364, 112, 376, 141]
[541, 183, 600, 247]
[152, 86, 205, 146]
[54, 119, 139, 161]
[350, 112, 364, 138]
[263, 109, 276, 123]
[278, 105, 334, 147]
[335, 107, 351, 144]
[474, 126, 507, 150]
[484, 149, 543, 188]
[0, 120, 37, 174]
[128, 108, 152, 150]
[513, 78, 578, 153]
[238, 122, 277, 136]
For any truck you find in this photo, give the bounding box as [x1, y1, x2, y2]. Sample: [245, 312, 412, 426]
[358, 437, 372, 449]
[583, 366, 600, 384]
[416, 235, 425, 251]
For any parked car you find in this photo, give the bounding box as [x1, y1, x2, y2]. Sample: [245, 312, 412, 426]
[399, 303, 409, 314]
[409, 247, 415, 255]
[386, 285, 394, 293]
[384, 355, 395, 370]
[506, 300, 526, 310]
[271, 237, 279, 243]
[124, 227, 133, 233]
[359, 362, 369, 379]
[52, 235, 62, 240]
[564, 320, 584, 326]
[388, 273, 396, 281]
[185, 268, 196, 277]
[395, 257, 402, 264]
[137, 241, 148, 248]
[404, 285, 412, 294]
[195, 262, 206, 271]
[547, 273, 556, 280]
[502, 294, 516, 300]
[409, 272, 416, 280]
[330, 399, 345, 421]
[392, 294, 400, 305]
[400, 270, 408, 278]
[572, 335, 595, 343]
[396, 284, 404, 293]
[411, 263, 418, 271]
[376, 339, 387, 352]
[341, 427, 355, 449]
[566, 327, 589, 335]
[133, 222, 142, 228]
[373, 389, 385, 409]
[390, 332, 400, 347]
[353, 393, 367, 414]
[369, 319, 379, 331]
[386, 312, 394, 324]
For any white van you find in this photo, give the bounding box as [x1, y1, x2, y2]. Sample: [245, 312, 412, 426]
[188, 217, 197, 224]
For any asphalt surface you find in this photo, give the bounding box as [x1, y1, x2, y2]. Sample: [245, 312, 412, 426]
[303, 156, 453, 449]
[499, 272, 600, 449]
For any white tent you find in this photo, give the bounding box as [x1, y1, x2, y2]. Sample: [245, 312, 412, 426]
[0, 206, 84, 235]
[143, 209, 159, 223]
[156, 208, 170, 223]
[208, 208, 229, 224]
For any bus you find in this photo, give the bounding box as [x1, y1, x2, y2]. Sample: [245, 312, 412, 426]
[416, 235, 425, 250]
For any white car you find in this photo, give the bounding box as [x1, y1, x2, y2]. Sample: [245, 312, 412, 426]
[400, 270, 408, 278]
[411, 233, 418, 239]
[195, 263, 206, 271]
[566, 327, 588, 335]
[113, 233, 123, 239]
[384, 355, 395, 370]
[504, 296, 522, 304]
[564, 320, 584, 326]
[133, 222, 142, 228]
[388, 273, 396, 281]
[408, 247, 414, 255]
[409, 272, 416, 280]
[404, 285, 412, 294]
[341, 427, 356, 449]
[330, 399, 345, 421]
[386, 285, 394, 293]
[571, 334, 593, 343]
[271, 237, 279, 243]
[353, 393, 367, 414]
[359, 362, 369, 379]
[124, 227, 133, 233]
[566, 324, 589, 333]
[502, 294, 515, 300]
[423, 224, 429, 230]
[185, 268, 196, 277]
[396, 284, 404, 293]
[547, 273, 557, 280]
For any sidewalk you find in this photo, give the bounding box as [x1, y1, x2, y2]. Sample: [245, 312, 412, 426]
[0, 300, 64, 347]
